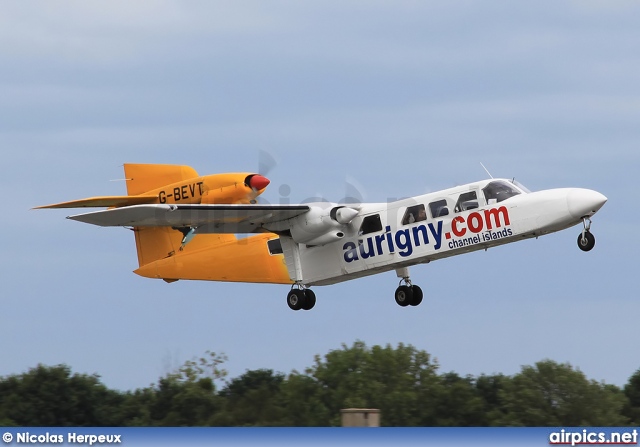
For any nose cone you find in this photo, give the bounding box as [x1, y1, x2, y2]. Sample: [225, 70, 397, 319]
[248, 174, 270, 191]
[567, 189, 607, 219]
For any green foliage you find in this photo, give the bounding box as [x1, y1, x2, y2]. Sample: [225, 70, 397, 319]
[474, 373, 508, 425]
[279, 372, 330, 426]
[120, 351, 227, 426]
[213, 369, 286, 426]
[428, 372, 486, 426]
[0, 364, 124, 426]
[623, 368, 640, 424]
[170, 350, 228, 385]
[1, 345, 637, 427]
[497, 360, 628, 426]
[303, 341, 440, 426]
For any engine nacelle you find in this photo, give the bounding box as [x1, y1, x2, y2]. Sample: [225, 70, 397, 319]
[289, 205, 358, 245]
[200, 174, 270, 204]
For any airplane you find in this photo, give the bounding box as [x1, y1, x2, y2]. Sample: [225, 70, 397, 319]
[37, 163, 607, 311]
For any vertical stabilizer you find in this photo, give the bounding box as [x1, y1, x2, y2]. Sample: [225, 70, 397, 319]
[134, 227, 181, 267]
[124, 164, 199, 196]
[124, 163, 201, 267]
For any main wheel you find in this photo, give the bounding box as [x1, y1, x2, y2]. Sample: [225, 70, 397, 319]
[395, 285, 413, 307]
[302, 289, 316, 310]
[410, 285, 423, 306]
[287, 289, 305, 311]
[577, 231, 596, 252]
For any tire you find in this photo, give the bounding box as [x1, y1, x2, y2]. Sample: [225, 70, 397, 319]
[302, 289, 316, 310]
[287, 289, 305, 311]
[577, 231, 596, 252]
[410, 285, 423, 306]
[395, 285, 413, 307]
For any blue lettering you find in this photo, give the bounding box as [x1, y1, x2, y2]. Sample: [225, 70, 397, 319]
[342, 219, 458, 262]
[395, 229, 413, 257]
[343, 242, 359, 263]
[385, 226, 395, 253]
[374, 233, 386, 255]
[428, 221, 443, 250]
[358, 238, 376, 259]
[412, 224, 429, 247]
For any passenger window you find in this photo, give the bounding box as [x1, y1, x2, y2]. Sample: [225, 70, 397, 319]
[267, 238, 283, 255]
[455, 191, 478, 213]
[483, 181, 521, 204]
[359, 214, 383, 235]
[429, 200, 449, 218]
[401, 204, 427, 225]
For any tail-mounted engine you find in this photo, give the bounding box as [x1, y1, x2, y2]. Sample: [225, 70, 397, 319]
[200, 174, 271, 204]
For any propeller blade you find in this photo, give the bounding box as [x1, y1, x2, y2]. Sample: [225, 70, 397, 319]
[341, 175, 366, 204]
[259, 150, 277, 176]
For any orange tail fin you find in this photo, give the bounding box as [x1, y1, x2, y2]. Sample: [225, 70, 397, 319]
[123, 163, 199, 196]
[122, 164, 237, 267]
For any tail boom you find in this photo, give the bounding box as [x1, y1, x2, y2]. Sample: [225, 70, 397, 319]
[134, 233, 292, 284]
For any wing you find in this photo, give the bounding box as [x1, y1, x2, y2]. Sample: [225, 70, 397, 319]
[34, 195, 158, 209]
[67, 204, 311, 233]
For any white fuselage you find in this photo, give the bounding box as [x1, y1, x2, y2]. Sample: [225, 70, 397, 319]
[285, 179, 607, 286]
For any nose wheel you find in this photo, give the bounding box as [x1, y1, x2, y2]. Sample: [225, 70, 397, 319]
[577, 217, 596, 252]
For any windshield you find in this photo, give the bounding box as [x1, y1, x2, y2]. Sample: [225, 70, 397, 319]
[510, 179, 531, 193]
[483, 180, 522, 204]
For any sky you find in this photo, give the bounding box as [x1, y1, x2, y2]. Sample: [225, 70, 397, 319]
[1, 1, 639, 392]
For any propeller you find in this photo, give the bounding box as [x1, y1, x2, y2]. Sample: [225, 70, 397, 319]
[248, 150, 278, 204]
[340, 175, 366, 205]
[258, 150, 278, 176]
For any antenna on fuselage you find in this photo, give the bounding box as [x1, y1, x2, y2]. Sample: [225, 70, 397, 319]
[480, 162, 494, 179]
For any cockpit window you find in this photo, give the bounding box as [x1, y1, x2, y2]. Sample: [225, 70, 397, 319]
[359, 214, 383, 235]
[483, 181, 521, 204]
[511, 179, 531, 193]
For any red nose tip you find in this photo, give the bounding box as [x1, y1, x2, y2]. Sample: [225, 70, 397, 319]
[249, 174, 270, 191]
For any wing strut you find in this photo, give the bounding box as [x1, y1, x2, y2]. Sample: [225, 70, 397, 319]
[177, 227, 197, 251]
[279, 236, 304, 283]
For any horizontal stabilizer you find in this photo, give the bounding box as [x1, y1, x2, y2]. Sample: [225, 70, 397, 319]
[67, 204, 310, 233]
[34, 195, 158, 209]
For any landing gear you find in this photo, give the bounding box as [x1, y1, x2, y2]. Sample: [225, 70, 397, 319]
[577, 217, 596, 252]
[394, 268, 424, 307]
[287, 284, 316, 311]
[287, 289, 305, 311]
[302, 289, 316, 310]
[577, 232, 595, 251]
[395, 285, 413, 307]
[411, 285, 423, 306]
[394, 283, 423, 307]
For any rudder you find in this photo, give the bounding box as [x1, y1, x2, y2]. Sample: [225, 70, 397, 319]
[124, 163, 202, 267]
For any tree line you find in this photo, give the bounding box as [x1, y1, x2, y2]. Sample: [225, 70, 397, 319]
[1, 341, 639, 427]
